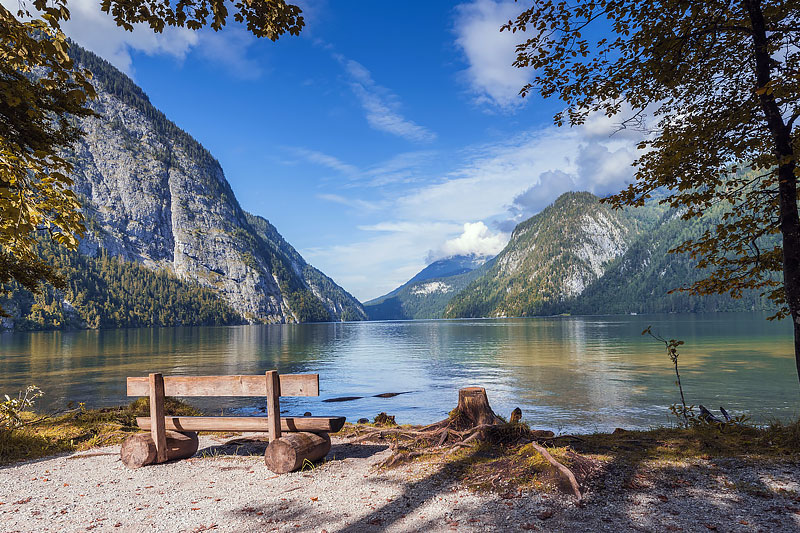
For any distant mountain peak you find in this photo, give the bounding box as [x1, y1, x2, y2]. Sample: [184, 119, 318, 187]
[363, 253, 493, 320]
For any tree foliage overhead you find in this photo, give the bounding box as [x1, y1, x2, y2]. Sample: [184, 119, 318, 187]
[0, 0, 303, 313]
[504, 0, 800, 382]
[0, 0, 95, 302]
[101, 0, 303, 38]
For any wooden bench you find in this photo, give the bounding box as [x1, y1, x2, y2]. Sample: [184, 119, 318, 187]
[120, 371, 345, 473]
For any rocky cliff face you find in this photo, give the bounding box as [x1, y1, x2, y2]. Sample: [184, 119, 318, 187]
[55, 45, 365, 324]
[444, 192, 646, 318]
[443, 191, 775, 318]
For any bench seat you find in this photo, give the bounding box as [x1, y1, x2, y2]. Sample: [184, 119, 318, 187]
[122, 371, 340, 471]
[136, 415, 346, 433]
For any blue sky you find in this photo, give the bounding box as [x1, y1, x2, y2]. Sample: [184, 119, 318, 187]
[26, 0, 642, 301]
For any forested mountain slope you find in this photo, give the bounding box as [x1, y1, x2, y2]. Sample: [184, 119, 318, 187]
[443, 192, 774, 319]
[363, 255, 491, 320]
[569, 205, 776, 315]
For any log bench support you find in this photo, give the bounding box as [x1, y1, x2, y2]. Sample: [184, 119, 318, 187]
[149, 372, 168, 463]
[265, 432, 331, 474]
[121, 371, 343, 472]
[121, 430, 199, 469]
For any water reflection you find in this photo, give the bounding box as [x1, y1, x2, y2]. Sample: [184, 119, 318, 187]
[0, 312, 796, 433]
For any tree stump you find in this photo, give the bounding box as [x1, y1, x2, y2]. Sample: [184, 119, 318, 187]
[451, 387, 504, 429]
[120, 430, 199, 468]
[264, 431, 331, 474]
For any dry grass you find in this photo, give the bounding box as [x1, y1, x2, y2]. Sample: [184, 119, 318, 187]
[349, 417, 800, 497]
[0, 397, 200, 465]
[569, 418, 800, 462]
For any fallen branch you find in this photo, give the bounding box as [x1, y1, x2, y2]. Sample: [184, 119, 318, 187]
[66, 452, 119, 460]
[528, 442, 581, 501]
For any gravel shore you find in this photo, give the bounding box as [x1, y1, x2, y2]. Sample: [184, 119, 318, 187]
[1, 433, 799, 532]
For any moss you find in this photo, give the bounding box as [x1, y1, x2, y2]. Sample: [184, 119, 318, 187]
[0, 397, 201, 465]
[569, 419, 800, 461]
[371, 418, 800, 497]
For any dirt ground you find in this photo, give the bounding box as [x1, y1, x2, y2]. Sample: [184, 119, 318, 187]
[1, 433, 799, 532]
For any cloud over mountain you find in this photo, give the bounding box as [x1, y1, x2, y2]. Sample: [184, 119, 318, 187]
[427, 222, 507, 262]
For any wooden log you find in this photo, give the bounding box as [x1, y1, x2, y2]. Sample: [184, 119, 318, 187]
[120, 431, 199, 468]
[266, 370, 281, 442]
[127, 374, 319, 397]
[149, 373, 168, 463]
[454, 387, 503, 428]
[136, 416, 346, 433]
[264, 432, 331, 474]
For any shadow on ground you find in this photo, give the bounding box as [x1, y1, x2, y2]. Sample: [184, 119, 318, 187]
[216, 436, 800, 532]
[196, 436, 389, 462]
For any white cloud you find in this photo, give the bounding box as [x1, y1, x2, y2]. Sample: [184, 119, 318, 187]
[337, 56, 437, 143]
[303, 221, 462, 300]
[429, 221, 507, 261]
[304, 111, 645, 300]
[504, 170, 577, 229]
[4, 0, 268, 78]
[575, 141, 637, 191]
[317, 193, 384, 213]
[453, 0, 531, 110]
[358, 150, 439, 187]
[194, 28, 264, 80]
[51, 0, 198, 74]
[293, 148, 359, 175]
[291, 147, 437, 189]
[397, 111, 642, 227]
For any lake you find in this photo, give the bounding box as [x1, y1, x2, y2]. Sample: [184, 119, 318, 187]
[1, 312, 798, 433]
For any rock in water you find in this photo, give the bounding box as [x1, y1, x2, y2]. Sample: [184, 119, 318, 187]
[374, 413, 397, 426]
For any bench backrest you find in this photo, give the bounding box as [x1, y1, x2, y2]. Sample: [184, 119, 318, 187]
[126, 374, 319, 397]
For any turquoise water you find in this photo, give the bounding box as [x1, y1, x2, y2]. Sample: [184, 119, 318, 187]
[0, 312, 797, 433]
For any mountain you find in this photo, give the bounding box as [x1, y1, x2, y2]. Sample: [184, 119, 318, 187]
[0, 43, 365, 330]
[443, 191, 775, 319]
[569, 204, 777, 315]
[444, 192, 654, 318]
[363, 254, 491, 320]
[406, 254, 490, 285]
[244, 213, 365, 322]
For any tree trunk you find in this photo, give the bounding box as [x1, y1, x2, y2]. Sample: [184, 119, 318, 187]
[264, 431, 331, 474]
[451, 387, 504, 429]
[120, 431, 199, 468]
[744, 0, 800, 386]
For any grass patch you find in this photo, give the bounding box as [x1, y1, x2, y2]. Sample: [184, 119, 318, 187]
[569, 418, 800, 462]
[438, 441, 596, 495]
[0, 397, 201, 465]
[369, 418, 800, 496]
